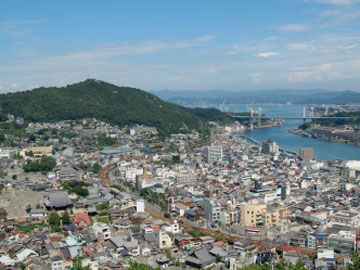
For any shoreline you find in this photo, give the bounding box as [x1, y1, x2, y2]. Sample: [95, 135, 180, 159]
[289, 128, 360, 147]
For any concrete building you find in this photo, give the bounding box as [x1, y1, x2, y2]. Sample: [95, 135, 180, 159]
[262, 140, 279, 154]
[155, 230, 172, 249]
[19, 146, 53, 158]
[136, 199, 145, 213]
[203, 198, 221, 223]
[93, 222, 111, 241]
[205, 146, 223, 163]
[240, 203, 267, 227]
[327, 231, 356, 253]
[300, 148, 314, 160]
[240, 203, 280, 228]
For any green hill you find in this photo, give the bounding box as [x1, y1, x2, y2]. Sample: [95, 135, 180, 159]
[0, 79, 233, 137]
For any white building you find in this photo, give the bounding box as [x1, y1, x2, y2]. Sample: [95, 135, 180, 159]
[155, 230, 172, 249]
[203, 198, 221, 223]
[136, 199, 145, 213]
[93, 222, 111, 240]
[206, 146, 223, 163]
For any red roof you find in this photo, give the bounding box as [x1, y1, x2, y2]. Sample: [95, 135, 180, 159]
[73, 213, 91, 227]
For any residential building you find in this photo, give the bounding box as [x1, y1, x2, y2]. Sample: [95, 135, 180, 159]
[93, 222, 111, 241]
[203, 198, 221, 223]
[262, 140, 279, 154]
[205, 146, 223, 163]
[300, 148, 314, 160]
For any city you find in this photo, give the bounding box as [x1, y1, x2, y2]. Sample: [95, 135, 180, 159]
[2, 1, 360, 269]
[0, 115, 359, 269]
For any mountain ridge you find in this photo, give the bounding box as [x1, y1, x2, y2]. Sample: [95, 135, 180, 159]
[0, 79, 233, 137]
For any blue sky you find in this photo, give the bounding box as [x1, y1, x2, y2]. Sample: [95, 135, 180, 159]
[1, 0, 360, 92]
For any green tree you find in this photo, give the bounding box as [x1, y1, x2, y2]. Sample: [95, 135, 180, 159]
[12, 175, 17, 180]
[23, 155, 56, 173]
[72, 255, 91, 270]
[347, 252, 360, 270]
[128, 261, 160, 270]
[49, 212, 61, 233]
[62, 211, 71, 225]
[92, 162, 101, 173]
[165, 248, 172, 260]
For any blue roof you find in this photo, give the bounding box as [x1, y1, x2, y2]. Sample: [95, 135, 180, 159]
[315, 233, 325, 239]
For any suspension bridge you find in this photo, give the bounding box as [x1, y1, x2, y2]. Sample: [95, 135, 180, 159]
[229, 106, 359, 120]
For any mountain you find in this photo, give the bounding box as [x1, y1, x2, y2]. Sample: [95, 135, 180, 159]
[294, 90, 360, 105]
[151, 89, 360, 105]
[0, 79, 233, 137]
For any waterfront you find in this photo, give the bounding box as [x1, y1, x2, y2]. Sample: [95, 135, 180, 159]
[226, 104, 360, 161]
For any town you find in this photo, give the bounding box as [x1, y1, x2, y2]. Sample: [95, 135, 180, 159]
[0, 115, 360, 270]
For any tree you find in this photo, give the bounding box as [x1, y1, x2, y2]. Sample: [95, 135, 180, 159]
[347, 252, 360, 270]
[165, 248, 172, 260]
[215, 254, 222, 263]
[128, 261, 160, 270]
[62, 211, 71, 225]
[92, 162, 101, 173]
[23, 155, 56, 173]
[12, 175, 17, 180]
[72, 255, 91, 270]
[49, 212, 60, 226]
[49, 212, 61, 232]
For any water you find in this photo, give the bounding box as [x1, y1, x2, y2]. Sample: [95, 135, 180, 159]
[225, 104, 360, 161]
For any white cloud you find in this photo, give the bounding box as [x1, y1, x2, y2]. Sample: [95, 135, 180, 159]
[320, 63, 332, 71]
[1, 19, 44, 37]
[254, 52, 280, 58]
[308, 0, 359, 5]
[274, 23, 310, 32]
[10, 83, 18, 89]
[195, 35, 215, 42]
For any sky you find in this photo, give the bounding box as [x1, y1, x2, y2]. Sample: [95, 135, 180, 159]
[1, 0, 360, 92]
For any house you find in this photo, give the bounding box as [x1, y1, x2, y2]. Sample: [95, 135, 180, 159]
[93, 222, 111, 241]
[30, 209, 48, 218]
[185, 248, 216, 269]
[109, 236, 140, 257]
[51, 255, 64, 270]
[57, 167, 79, 181]
[73, 213, 91, 228]
[233, 238, 256, 257]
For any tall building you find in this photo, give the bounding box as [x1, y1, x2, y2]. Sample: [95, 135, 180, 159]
[205, 146, 223, 163]
[203, 198, 221, 223]
[239, 203, 280, 227]
[262, 140, 279, 154]
[300, 148, 314, 160]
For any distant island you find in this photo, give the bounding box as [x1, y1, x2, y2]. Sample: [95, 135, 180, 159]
[0, 79, 233, 138]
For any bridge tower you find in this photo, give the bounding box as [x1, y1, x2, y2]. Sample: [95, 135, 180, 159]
[258, 107, 262, 128]
[310, 107, 314, 118]
[303, 107, 306, 122]
[250, 107, 254, 129]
